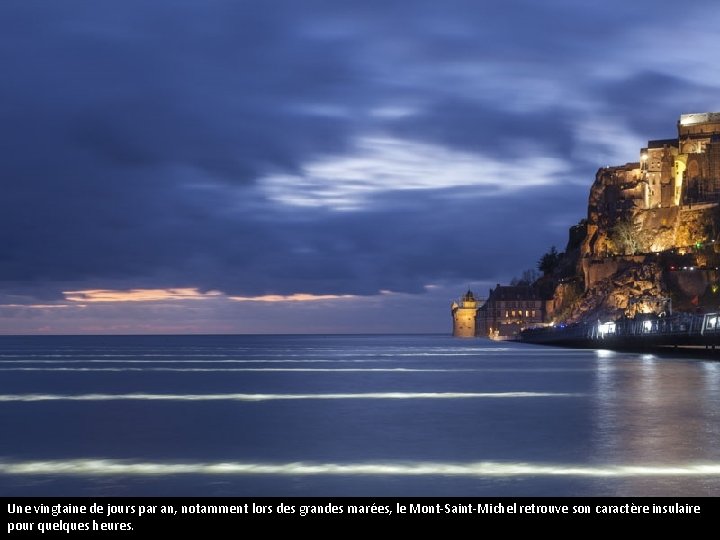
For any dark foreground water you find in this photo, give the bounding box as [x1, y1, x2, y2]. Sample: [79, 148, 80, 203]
[0, 334, 718, 496]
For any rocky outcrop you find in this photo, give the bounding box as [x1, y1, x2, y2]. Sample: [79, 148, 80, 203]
[546, 179, 719, 324]
[582, 190, 719, 261]
[561, 263, 668, 323]
[581, 256, 645, 289]
[538, 112, 720, 323]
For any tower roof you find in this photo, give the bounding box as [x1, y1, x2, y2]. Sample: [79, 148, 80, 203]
[463, 289, 475, 302]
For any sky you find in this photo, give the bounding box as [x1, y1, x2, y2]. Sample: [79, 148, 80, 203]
[1, 0, 719, 334]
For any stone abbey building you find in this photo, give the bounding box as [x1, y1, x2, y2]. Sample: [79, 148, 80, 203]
[583, 111, 720, 261]
[595, 112, 720, 212]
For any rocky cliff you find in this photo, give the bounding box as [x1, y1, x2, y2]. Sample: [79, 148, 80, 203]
[535, 112, 720, 323]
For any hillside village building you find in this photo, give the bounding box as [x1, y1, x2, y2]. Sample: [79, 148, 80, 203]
[475, 285, 543, 339]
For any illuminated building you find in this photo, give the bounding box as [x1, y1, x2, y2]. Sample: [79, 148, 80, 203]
[475, 285, 543, 340]
[450, 290, 479, 337]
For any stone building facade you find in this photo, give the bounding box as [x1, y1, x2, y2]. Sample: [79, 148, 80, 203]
[677, 112, 720, 204]
[451, 290, 479, 337]
[641, 138, 679, 208]
[475, 285, 543, 339]
[583, 112, 720, 259]
[589, 112, 720, 217]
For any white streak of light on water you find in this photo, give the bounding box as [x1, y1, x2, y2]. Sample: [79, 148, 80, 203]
[0, 391, 580, 402]
[1, 459, 719, 477]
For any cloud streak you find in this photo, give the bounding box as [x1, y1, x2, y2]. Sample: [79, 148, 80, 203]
[64, 288, 223, 303]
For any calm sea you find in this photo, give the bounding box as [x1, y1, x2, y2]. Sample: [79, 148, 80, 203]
[0, 334, 718, 496]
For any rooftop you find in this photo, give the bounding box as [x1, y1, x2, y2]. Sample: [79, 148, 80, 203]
[647, 138, 679, 149]
[488, 285, 541, 301]
[679, 112, 720, 126]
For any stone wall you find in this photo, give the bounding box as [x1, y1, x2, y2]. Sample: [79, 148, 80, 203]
[581, 256, 645, 290]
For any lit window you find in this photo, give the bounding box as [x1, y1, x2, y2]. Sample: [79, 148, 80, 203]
[505, 311, 509, 318]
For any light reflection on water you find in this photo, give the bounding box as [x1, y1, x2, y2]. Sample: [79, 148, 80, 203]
[0, 334, 718, 496]
[592, 350, 720, 495]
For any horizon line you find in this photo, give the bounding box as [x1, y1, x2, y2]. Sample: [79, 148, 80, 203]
[0, 332, 455, 338]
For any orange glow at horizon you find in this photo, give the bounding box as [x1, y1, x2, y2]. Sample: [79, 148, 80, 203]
[61, 288, 356, 304]
[63, 288, 223, 303]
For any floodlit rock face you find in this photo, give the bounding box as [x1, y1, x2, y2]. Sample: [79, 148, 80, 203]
[546, 112, 720, 323]
[561, 263, 668, 323]
[583, 184, 719, 263]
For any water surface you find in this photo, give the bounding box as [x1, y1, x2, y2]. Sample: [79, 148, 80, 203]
[1, 334, 718, 496]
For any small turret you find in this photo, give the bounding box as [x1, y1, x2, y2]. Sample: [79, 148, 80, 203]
[451, 289, 479, 337]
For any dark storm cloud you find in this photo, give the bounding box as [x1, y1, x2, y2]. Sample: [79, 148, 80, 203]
[387, 101, 576, 160]
[274, 184, 589, 295]
[0, 0, 718, 315]
[1, 0, 366, 295]
[597, 72, 720, 139]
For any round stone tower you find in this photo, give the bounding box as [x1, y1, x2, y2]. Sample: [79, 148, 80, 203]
[451, 289, 479, 337]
